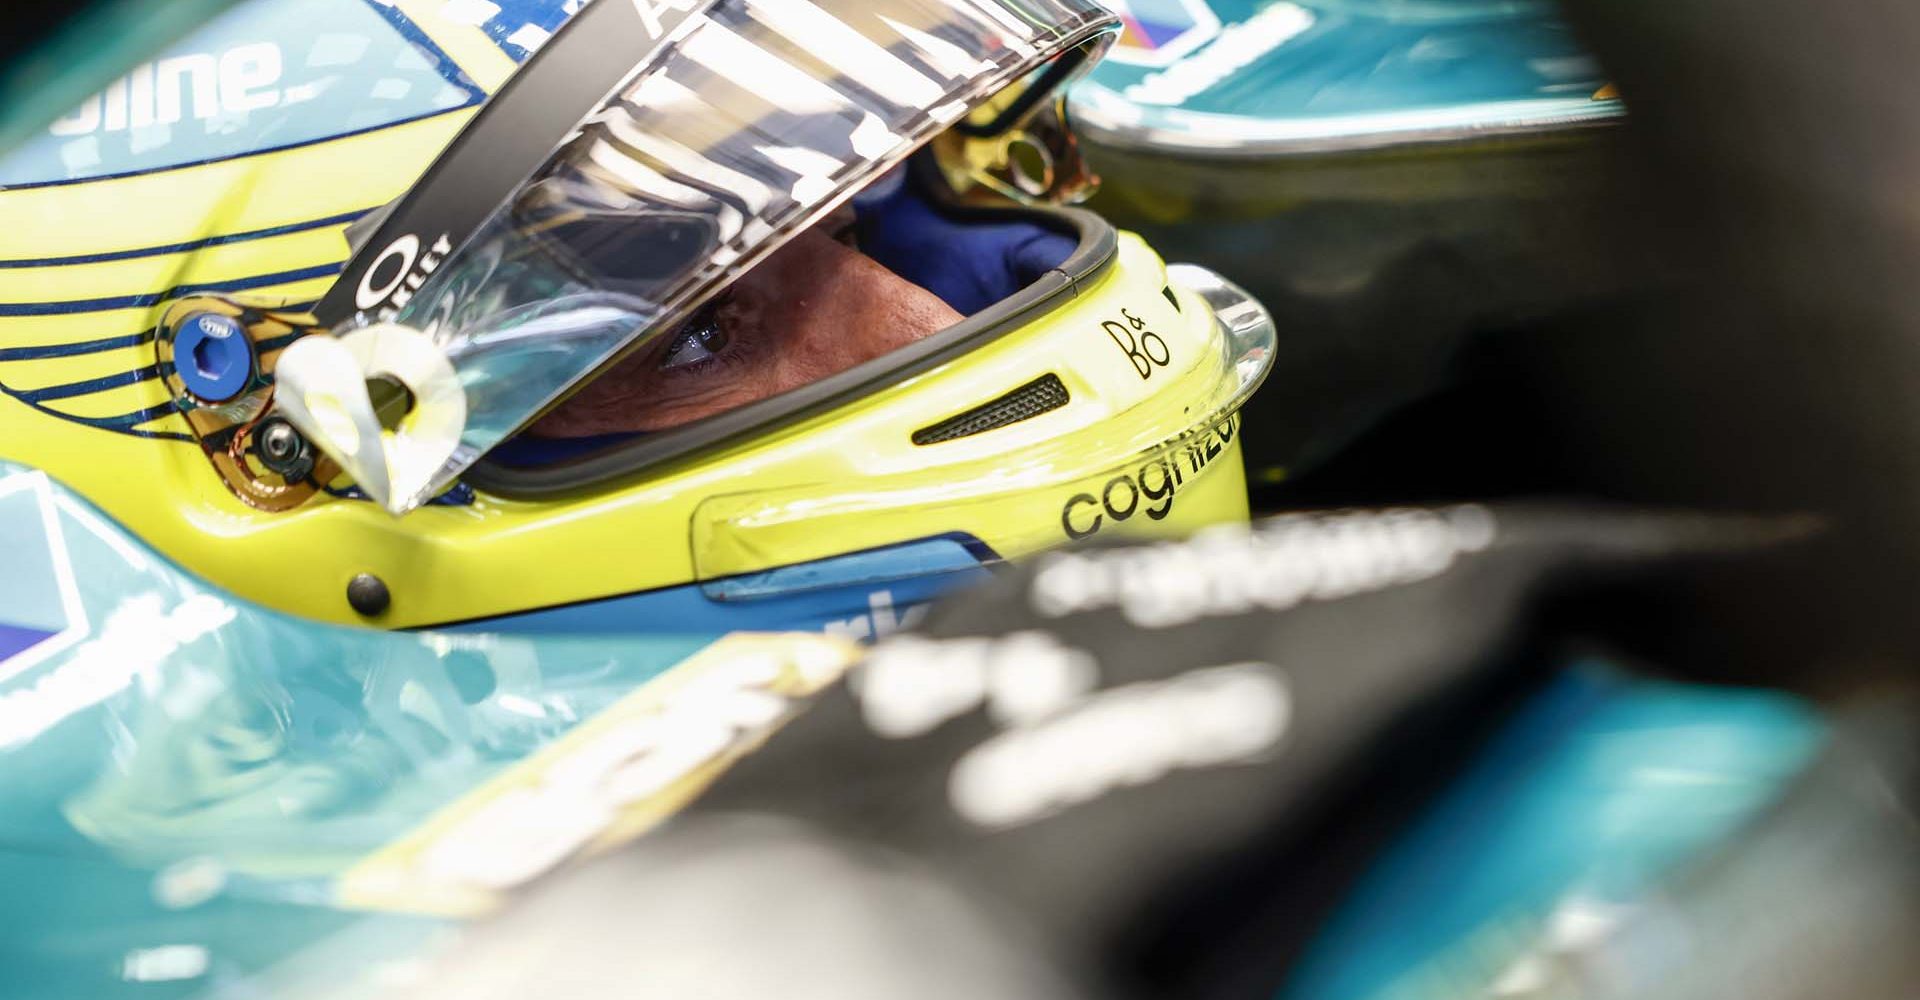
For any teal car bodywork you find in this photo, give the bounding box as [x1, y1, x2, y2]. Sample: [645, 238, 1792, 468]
[1066, 1, 1637, 486]
[0, 459, 826, 998]
[1072, 0, 1620, 155]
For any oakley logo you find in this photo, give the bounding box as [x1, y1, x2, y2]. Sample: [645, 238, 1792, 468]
[356, 232, 453, 317]
[1103, 308, 1171, 379]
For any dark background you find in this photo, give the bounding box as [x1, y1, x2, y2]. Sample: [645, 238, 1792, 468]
[1239, 0, 1920, 697]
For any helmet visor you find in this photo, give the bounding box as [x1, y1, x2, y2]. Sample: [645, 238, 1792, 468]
[276, 0, 1118, 514]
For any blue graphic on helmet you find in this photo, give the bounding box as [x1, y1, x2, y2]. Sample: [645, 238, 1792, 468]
[473, 0, 582, 59]
[0, 0, 486, 187]
[442, 534, 997, 639]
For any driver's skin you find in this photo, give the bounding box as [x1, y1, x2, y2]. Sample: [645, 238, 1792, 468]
[530, 204, 963, 437]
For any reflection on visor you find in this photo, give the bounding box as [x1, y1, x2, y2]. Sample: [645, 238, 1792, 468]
[276, 0, 1118, 515]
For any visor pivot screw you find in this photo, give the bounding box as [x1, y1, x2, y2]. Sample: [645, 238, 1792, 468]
[253, 417, 316, 482]
[173, 312, 256, 403]
[347, 573, 391, 618]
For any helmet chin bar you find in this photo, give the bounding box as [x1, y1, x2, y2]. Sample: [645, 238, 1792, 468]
[156, 297, 339, 512]
[689, 263, 1276, 586]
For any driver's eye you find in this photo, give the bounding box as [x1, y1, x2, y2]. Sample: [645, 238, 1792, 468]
[659, 316, 730, 370]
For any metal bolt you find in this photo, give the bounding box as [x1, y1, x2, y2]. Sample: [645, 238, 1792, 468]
[173, 311, 254, 403]
[346, 573, 391, 617]
[253, 417, 316, 482]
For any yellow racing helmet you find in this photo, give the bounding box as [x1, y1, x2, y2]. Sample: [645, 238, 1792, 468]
[0, 0, 1274, 636]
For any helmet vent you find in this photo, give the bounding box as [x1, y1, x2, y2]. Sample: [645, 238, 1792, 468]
[912, 374, 1070, 446]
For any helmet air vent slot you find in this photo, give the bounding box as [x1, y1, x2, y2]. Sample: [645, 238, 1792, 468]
[911, 374, 1069, 446]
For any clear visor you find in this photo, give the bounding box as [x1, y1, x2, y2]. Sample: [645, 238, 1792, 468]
[274, 0, 1117, 515]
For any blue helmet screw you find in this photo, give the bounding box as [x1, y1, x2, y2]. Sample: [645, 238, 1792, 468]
[173, 312, 256, 403]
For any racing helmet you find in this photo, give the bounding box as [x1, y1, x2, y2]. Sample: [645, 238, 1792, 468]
[0, 0, 1274, 635]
